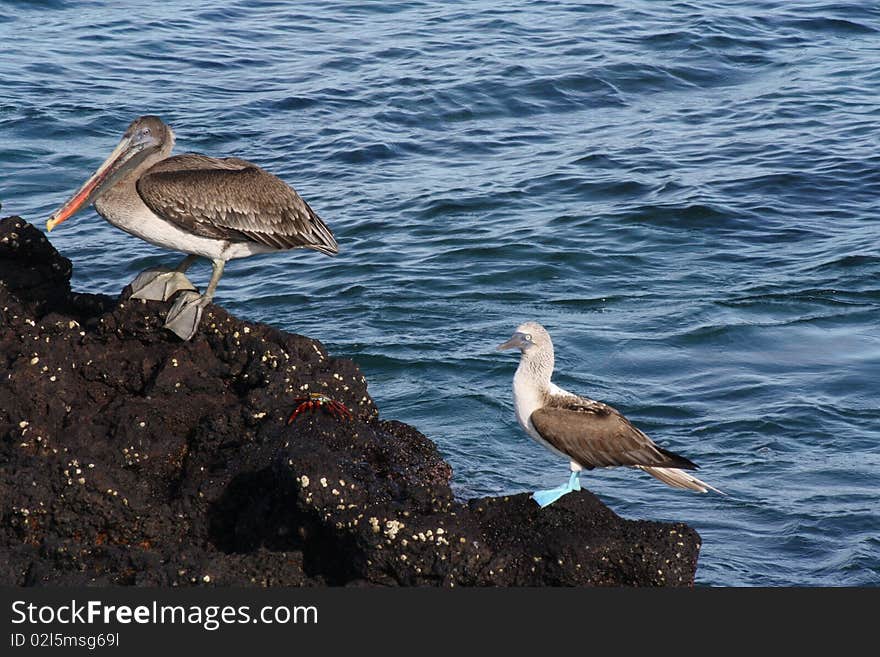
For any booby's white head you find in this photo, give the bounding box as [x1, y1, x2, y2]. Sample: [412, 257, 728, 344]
[497, 321, 552, 354]
[497, 321, 555, 388]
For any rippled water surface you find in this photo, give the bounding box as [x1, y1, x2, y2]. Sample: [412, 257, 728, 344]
[2, 1, 879, 586]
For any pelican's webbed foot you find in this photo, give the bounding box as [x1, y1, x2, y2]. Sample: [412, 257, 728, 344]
[531, 471, 581, 508]
[164, 290, 206, 341]
[130, 268, 197, 302]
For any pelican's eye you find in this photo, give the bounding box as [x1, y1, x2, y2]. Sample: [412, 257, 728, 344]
[524, 333, 532, 342]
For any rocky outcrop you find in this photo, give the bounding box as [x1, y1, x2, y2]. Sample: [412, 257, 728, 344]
[0, 216, 701, 586]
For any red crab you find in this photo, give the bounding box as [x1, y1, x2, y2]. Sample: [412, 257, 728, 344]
[287, 392, 353, 424]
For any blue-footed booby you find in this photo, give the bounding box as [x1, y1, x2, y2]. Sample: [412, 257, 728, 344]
[497, 321, 722, 507]
[46, 115, 338, 340]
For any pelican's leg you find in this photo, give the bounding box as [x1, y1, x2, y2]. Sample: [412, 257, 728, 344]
[163, 259, 225, 341]
[130, 254, 200, 302]
[531, 471, 581, 508]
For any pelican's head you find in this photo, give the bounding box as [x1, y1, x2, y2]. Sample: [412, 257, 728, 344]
[47, 115, 174, 232]
[497, 321, 553, 355]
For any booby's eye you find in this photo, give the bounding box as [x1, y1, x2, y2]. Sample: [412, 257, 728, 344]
[142, 127, 151, 136]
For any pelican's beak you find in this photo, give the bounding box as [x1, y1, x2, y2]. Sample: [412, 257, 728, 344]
[497, 332, 527, 351]
[47, 135, 139, 232]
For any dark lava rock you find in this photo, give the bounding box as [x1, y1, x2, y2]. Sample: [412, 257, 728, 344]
[0, 216, 701, 586]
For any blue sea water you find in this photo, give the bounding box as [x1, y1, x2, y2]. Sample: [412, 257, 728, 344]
[1, 1, 878, 586]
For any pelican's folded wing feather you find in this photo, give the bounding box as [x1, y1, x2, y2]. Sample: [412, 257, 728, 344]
[136, 154, 338, 254]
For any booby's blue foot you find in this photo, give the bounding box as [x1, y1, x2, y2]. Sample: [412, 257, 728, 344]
[532, 472, 581, 508]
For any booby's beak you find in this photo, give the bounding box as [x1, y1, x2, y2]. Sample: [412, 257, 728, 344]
[47, 133, 146, 232]
[497, 332, 527, 351]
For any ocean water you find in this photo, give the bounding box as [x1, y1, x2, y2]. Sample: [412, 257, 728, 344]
[1, 1, 878, 587]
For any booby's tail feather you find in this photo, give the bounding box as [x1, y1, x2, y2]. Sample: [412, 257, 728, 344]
[636, 466, 725, 495]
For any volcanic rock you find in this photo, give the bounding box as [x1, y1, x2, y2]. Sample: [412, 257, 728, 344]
[0, 216, 701, 586]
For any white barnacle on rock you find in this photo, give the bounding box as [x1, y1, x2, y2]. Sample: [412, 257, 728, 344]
[299, 475, 310, 488]
[384, 520, 404, 539]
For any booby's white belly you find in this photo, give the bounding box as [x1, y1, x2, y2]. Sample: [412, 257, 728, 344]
[94, 197, 275, 261]
[512, 366, 572, 462]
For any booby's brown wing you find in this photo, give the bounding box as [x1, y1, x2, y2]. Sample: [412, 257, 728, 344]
[530, 396, 698, 470]
[136, 154, 338, 254]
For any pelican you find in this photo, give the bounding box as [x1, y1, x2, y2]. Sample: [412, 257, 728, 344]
[46, 115, 338, 340]
[497, 322, 722, 507]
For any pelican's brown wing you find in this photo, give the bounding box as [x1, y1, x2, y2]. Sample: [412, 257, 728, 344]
[530, 397, 697, 470]
[136, 154, 338, 254]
